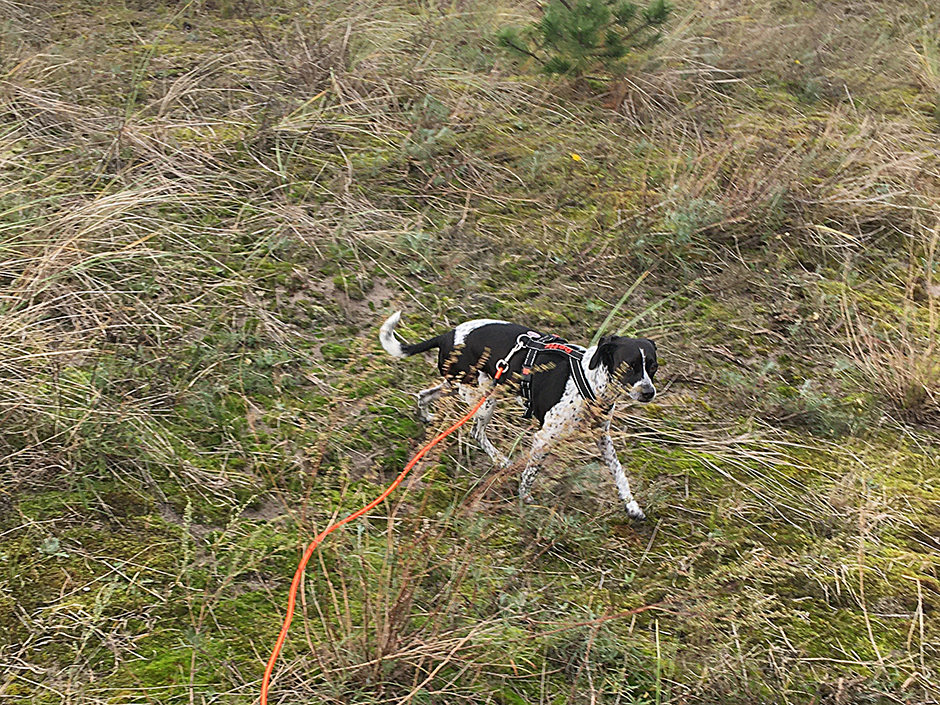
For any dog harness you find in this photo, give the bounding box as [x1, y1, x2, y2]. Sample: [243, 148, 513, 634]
[502, 332, 597, 419]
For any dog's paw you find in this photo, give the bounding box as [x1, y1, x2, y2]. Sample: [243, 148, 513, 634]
[625, 500, 646, 520]
[520, 492, 535, 505]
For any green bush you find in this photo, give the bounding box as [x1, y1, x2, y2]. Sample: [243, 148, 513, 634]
[497, 0, 671, 77]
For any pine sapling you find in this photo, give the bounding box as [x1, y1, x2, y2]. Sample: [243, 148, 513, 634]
[498, 0, 672, 77]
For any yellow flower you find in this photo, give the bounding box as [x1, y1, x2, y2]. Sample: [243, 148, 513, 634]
[570, 152, 581, 161]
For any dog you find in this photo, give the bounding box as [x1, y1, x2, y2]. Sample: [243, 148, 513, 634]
[379, 311, 658, 519]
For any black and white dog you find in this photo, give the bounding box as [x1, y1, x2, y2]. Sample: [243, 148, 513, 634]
[379, 312, 658, 519]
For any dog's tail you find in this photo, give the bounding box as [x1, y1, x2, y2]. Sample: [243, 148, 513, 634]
[380, 311, 446, 359]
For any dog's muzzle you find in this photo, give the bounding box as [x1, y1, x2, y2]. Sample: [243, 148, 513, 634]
[630, 348, 656, 403]
[630, 383, 656, 403]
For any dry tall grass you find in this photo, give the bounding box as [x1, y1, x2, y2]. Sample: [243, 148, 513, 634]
[1, 0, 939, 703]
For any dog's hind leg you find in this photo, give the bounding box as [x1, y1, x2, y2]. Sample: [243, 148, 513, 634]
[416, 384, 445, 422]
[470, 373, 510, 467]
[596, 418, 645, 519]
[471, 396, 510, 468]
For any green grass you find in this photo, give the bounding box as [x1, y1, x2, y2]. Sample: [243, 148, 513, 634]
[0, 0, 939, 702]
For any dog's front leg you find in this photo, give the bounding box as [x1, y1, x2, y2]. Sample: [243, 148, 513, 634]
[520, 399, 582, 504]
[596, 418, 645, 519]
[519, 429, 552, 504]
[519, 405, 574, 504]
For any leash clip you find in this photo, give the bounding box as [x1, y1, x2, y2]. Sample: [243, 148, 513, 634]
[495, 332, 539, 377]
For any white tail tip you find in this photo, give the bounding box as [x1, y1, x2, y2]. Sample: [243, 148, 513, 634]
[380, 310, 406, 358]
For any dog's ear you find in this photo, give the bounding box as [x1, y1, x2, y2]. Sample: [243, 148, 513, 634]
[590, 336, 618, 370]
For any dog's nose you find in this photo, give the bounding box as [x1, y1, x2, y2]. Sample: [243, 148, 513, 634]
[638, 390, 656, 403]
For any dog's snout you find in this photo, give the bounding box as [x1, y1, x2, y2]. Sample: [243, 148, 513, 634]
[630, 383, 656, 403]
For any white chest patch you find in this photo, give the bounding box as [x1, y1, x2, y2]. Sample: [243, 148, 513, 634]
[540, 376, 586, 438]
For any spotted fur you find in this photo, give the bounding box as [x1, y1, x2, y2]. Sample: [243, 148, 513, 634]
[379, 311, 658, 519]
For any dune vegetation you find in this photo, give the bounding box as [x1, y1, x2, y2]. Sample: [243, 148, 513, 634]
[1, 0, 939, 702]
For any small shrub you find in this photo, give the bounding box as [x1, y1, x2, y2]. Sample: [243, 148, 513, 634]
[497, 0, 672, 77]
[767, 380, 874, 437]
[851, 332, 940, 425]
[663, 193, 723, 246]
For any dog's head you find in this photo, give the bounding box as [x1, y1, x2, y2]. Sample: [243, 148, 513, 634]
[589, 336, 658, 402]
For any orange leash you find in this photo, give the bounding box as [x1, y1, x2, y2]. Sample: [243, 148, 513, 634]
[260, 368, 504, 704]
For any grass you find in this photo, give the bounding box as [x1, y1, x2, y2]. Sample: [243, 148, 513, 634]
[0, 0, 939, 703]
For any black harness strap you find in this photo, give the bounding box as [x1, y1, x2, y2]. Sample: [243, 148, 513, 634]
[516, 333, 597, 419]
[519, 333, 553, 415]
